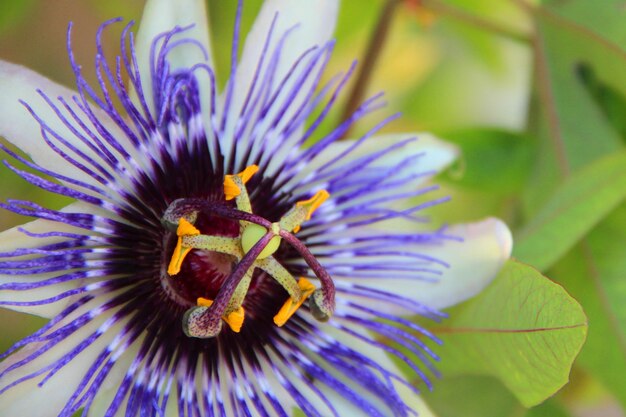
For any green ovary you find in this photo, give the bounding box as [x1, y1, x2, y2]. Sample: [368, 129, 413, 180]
[241, 224, 281, 259]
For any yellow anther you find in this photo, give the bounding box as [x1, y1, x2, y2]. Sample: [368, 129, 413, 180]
[291, 190, 330, 233]
[273, 278, 316, 327]
[197, 297, 214, 307]
[295, 190, 329, 221]
[223, 178, 241, 201]
[177, 217, 201, 237]
[167, 218, 201, 276]
[239, 165, 260, 183]
[224, 307, 245, 333]
[196, 298, 245, 333]
[223, 165, 259, 201]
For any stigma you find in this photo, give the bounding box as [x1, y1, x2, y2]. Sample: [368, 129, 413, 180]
[164, 166, 335, 338]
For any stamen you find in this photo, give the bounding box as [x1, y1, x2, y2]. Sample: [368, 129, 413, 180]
[163, 187, 336, 336]
[223, 268, 253, 326]
[279, 229, 336, 320]
[197, 297, 213, 306]
[183, 230, 275, 338]
[225, 308, 245, 333]
[296, 190, 330, 221]
[181, 234, 242, 257]
[167, 218, 200, 276]
[223, 164, 259, 201]
[257, 256, 304, 301]
[280, 190, 330, 233]
[178, 217, 201, 235]
[273, 277, 316, 327]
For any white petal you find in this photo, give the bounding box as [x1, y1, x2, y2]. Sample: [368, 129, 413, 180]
[330, 332, 438, 417]
[331, 218, 512, 314]
[0, 302, 124, 417]
[85, 343, 148, 417]
[320, 367, 437, 417]
[417, 218, 512, 309]
[0, 61, 87, 181]
[290, 132, 459, 197]
[135, 0, 213, 114]
[221, 0, 339, 165]
[335, 132, 459, 178]
[269, 318, 439, 416]
[0, 60, 137, 188]
[0, 203, 94, 319]
[234, 0, 338, 107]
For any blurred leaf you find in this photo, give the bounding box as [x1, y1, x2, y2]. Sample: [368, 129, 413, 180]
[523, 0, 625, 214]
[292, 408, 306, 417]
[514, 150, 626, 271]
[335, 0, 381, 41]
[0, 309, 47, 354]
[540, 0, 626, 54]
[576, 62, 626, 141]
[523, 3, 626, 409]
[85, 0, 145, 20]
[552, 207, 626, 408]
[524, 400, 571, 417]
[424, 375, 521, 417]
[400, 8, 531, 132]
[0, 0, 37, 36]
[425, 374, 574, 417]
[430, 260, 586, 407]
[442, 128, 531, 193]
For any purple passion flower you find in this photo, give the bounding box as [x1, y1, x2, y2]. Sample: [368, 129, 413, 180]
[0, 1, 512, 416]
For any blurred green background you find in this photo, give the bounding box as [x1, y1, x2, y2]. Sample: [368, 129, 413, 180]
[0, 1, 625, 416]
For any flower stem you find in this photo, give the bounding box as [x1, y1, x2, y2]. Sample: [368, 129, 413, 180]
[340, 0, 402, 138]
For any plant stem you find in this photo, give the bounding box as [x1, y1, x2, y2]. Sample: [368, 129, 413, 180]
[341, 0, 402, 136]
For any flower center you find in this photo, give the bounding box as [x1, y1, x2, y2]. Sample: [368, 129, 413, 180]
[160, 165, 335, 339]
[160, 212, 239, 306]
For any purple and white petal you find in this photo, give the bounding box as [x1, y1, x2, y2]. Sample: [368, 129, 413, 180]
[0, 301, 125, 417]
[319, 217, 512, 315]
[134, 0, 213, 117]
[410, 217, 512, 310]
[219, 0, 339, 169]
[287, 132, 459, 206]
[0, 61, 121, 184]
[0, 202, 111, 319]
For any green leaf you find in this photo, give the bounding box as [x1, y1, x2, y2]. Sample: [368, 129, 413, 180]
[85, 0, 144, 20]
[540, 0, 626, 55]
[519, 3, 626, 409]
[523, 0, 625, 214]
[514, 150, 626, 271]
[525, 400, 572, 417]
[577, 63, 626, 141]
[0, 309, 46, 353]
[424, 375, 575, 417]
[0, 0, 36, 36]
[430, 260, 587, 407]
[292, 408, 306, 417]
[551, 206, 626, 408]
[441, 128, 531, 193]
[423, 375, 522, 417]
